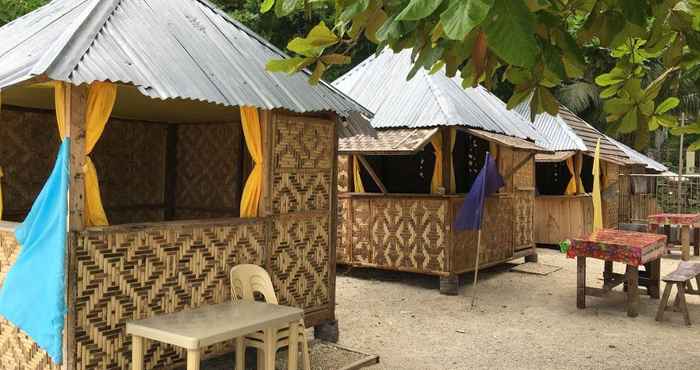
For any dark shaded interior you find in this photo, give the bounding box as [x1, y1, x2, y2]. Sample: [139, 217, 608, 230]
[0, 106, 247, 224]
[535, 155, 595, 195]
[356, 131, 490, 194]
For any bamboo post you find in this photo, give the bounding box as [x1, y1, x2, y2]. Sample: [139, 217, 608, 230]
[442, 128, 453, 194]
[678, 111, 685, 213]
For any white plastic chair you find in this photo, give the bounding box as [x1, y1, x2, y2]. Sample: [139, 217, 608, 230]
[230, 264, 311, 370]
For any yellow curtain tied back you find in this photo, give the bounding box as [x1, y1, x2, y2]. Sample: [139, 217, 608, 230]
[353, 156, 365, 193]
[592, 139, 603, 232]
[565, 157, 577, 195]
[54, 81, 115, 226]
[240, 107, 264, 218]
[431, 133, 443, 194]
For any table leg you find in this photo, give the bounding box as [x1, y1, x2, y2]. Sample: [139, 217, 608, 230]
[695, 228, 700, 256]
[603, 261, 613, 283]
[682, 225, 691, 261]
[263, 328, 276, 370]
[626, 265, 639, 317]
[656, 283, 673, 322]
[235, 337, 245, 370]
[577, 257, 586, 309]
[187, 349, 201, 370]
[649, 223, 659, 234]
[678, 283, 692, 325]
[648, 259, 661, 299]
[131, 336, 145, 370]
[288, 321, 299, 370]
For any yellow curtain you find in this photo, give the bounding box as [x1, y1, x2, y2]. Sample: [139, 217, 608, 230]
[431, 133, 443, 194]
[353, 155, 365, 193]
[54, 82, 67, 139]
[449, 128, 457, 193]
[83, 82, 115, 226]
[0, 166, 3, 221]
[240, 107, 263, 218]
[564, 157, 577, 195]
[575, 152, 584, 194]
[489, 142, 499, 161]
[592, 139, 603, 232]
[53, 81, 114, 226]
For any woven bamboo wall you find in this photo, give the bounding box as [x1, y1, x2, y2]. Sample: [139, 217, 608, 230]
[0, 109, 59, 222]
[337, 155, 350, 193]
[603, 162, 620, 228]
[92, 119, 167, 224]
[74, 219, 267, 370]
[174, 123, 242, 220]
[0, 224, 60, 370]
[340, 195, 450, 275]
[452, 195, 515, 273]
[267, 113, 335, 324]
[337, 197, 351, 263]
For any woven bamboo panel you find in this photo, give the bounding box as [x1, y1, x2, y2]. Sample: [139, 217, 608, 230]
[0, 109, 59, 221]
[0, 227, 59, 370]
[74, 220, 266, 370]
[603, 163, 620, 228]
[370, 198, 448, 274]
[453, 196, 514, 272]
[269, 215, 330, 310]
[337, 155, 349, 193]
[272, 117, 333, 171]
[175, 123, 242, 219]
[270, 116, 333, 215]
[513, 190, 535, 251]
[92, 118, 167, 224]
[512, 150, 535, 189]
[337, 198, 351, 264]
[350, 199, 372, 264]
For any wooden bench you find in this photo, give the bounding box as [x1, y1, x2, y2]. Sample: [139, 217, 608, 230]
[656, 261, 700, 325]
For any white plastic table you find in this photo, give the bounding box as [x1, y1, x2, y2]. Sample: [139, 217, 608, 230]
[126, 301, 304, 370]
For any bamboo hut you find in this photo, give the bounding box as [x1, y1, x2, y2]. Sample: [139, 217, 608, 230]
[0, 1, 371, 368]
[333, 49, 550, 295]
[609, 137, 671, 224]
[513, 102, 638, 245]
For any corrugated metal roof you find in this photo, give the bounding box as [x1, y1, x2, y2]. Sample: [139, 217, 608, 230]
[607, 137, 669, 173]
[514, 99, 632, 163]
[332, 48, 548, 144]
[0, 0, 370, 118]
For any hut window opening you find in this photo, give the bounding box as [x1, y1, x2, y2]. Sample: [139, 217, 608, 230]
[536, 156, 596, 195]
[452, 131, 489, 193]
[358, 149, 434, 194]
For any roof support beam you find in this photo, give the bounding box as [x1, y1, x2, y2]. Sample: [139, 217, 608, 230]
[356, 154, 388, 194]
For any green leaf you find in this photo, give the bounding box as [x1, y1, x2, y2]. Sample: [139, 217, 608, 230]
[643, 67, 679, 101]
[320, 53, 352, 65]
[275, 0, 299, 17]
[340, 0, 370, 22]
[600, 85, 621, 99]
[656, 97, 680, 114]
[266, 57, 315, 74]
[482, 0, 538, 68]
[507, 87, 533, 111]
[526, 0, 551, 12]
[287, 21, 339, 56]
[655, 114, 678, 128]
[261, 0, 275, 13]
[309, 61, 326, 85]
[619, 0, 648, 26]
[604, 97, 634, 115]
[396, 0, 445, 21]
[619, 107, 639, 134]
[439, 0, 494, 40]
[688, 138, 700, 152]
[365, 8, 388, 43]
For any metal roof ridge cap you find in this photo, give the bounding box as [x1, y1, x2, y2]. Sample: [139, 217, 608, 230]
[32, 0, 122, 80]
[423, 73, 454, 126]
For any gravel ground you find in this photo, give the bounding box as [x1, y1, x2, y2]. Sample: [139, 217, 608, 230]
[335, 248, 700, 370]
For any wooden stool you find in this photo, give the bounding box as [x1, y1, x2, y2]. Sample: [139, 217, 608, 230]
[656, 262, 700, 325]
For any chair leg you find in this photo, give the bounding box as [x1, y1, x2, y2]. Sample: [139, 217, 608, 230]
[678, 283, 692, 326]
[301, 329, 311, 370]
[656, 283, 673, 322]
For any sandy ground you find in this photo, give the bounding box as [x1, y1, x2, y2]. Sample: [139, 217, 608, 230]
[334, 248, 700, 370]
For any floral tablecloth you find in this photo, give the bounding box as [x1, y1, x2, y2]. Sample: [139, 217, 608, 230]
[648, 213, 700, 226]
[568, 229, 667, 266]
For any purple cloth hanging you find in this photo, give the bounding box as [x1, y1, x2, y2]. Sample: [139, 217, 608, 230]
[454, 152, 504, 231]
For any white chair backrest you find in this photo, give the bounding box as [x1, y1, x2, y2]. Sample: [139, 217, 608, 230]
[230, 264, 278, 305]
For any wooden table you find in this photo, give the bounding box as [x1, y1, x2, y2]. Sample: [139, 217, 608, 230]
[648, 213, 700, 261]
[569, 229, 667, 317]
[126, 301, 304, 370]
